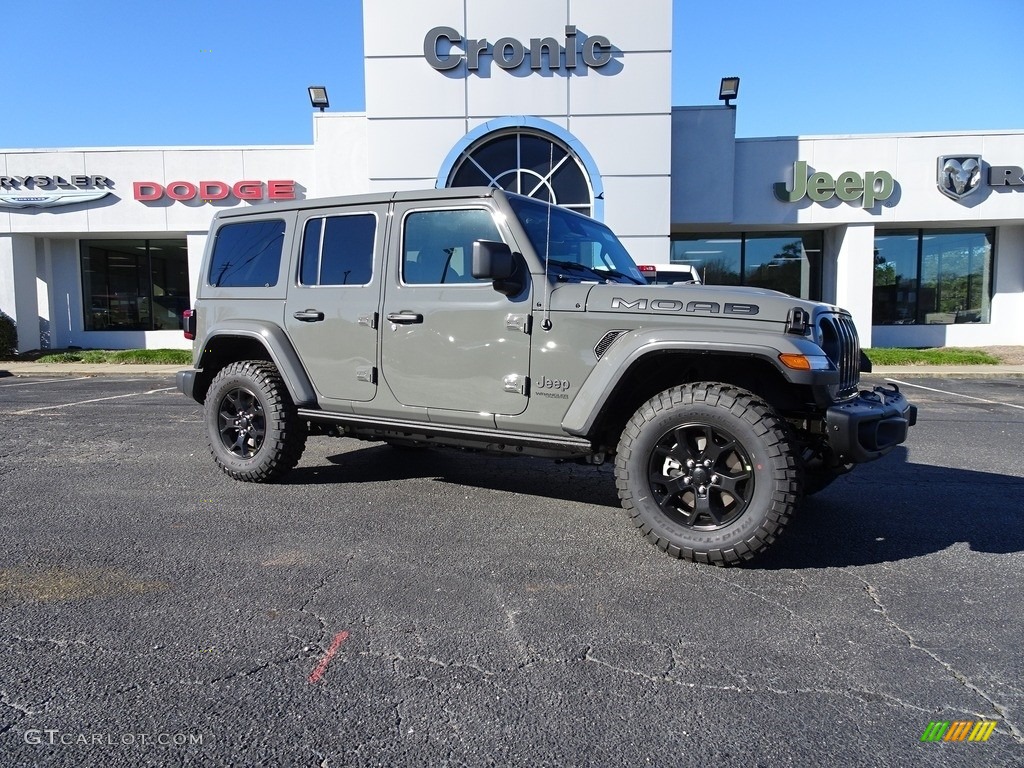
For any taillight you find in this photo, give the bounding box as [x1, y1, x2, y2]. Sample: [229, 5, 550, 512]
[182, 309, 196, 341]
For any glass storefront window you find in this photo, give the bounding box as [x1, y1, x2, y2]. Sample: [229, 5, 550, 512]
[872, 232, 919, 325]
[671, 237, 741, 285]
[448, 129, 592, 216]
[670, 232, 823, 299]
[744, 236, 816, 297]
[873, 230, 992, 325]
[81, 239, 189, 331]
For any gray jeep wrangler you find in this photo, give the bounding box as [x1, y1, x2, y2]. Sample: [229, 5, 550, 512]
[177, 187, 916, 565]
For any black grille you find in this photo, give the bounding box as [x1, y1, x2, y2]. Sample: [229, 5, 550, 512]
[595, 330, 628, 359]
[818, 314, 860, 397]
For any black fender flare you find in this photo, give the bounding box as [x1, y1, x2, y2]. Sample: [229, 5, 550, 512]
[561, 329, 837, 437]
[198, 321, 317, 407]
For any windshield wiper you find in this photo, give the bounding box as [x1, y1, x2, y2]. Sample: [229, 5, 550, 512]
[547, 260, 643, 285]
[599, 267, 646, 285]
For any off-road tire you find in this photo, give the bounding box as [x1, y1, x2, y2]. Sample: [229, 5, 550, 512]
[205, 360, 306, 482]
[615, 382, 800, 566]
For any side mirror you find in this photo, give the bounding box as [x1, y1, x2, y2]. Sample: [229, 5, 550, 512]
[471, 240, 514, 280]
[472, 240, 525, 297]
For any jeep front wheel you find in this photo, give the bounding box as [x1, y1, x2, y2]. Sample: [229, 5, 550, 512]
[205, 360, 306, 482]
[614, 383, 800, 565]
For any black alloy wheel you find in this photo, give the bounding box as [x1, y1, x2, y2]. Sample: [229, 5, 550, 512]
[647, 422, 754, 530]
[218, 385, 266, 459]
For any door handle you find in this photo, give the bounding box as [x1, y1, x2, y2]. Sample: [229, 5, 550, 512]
[293, 309, 325, 322]
[386, 312, 424, 325]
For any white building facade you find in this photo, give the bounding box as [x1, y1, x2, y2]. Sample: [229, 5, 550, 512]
[2, 0, 1021, 352]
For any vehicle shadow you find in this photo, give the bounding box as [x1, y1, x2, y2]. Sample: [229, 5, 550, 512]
[290, 443, 622, 508]
[754, 446, 1024, 569]
[289, 443, 1024, 569]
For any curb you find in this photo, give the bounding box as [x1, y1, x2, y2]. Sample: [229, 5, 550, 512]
[870, 366, 1024, 379]
[0, 364, 182, 377]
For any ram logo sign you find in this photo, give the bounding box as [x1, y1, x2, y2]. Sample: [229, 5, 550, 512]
[937, 155, 983, 201]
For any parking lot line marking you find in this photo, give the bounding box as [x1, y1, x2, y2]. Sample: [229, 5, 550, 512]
[886, 378, 1024, 411]
[308, 630, 350, 684]
[0, 377, 92, 388]
[11, 387, 177, 415]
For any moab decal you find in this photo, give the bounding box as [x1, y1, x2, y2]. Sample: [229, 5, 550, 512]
[610, 298, 759, 316]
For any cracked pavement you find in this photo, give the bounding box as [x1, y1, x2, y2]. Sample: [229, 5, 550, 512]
[0, 374, 1022, 766]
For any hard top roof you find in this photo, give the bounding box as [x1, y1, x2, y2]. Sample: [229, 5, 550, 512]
[213, 186, 503, 219]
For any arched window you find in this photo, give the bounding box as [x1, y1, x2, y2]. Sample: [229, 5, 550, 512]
[447, 129, 593, 217]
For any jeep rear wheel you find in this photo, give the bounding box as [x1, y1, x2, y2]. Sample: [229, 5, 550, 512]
[615, 383, 800, 565]
[205, 360, 306, 482]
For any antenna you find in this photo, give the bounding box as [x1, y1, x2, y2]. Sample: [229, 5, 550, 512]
[540, 143, 554, 331]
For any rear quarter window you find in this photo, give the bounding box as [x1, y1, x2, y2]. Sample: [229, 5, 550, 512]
[208, 219, 286, 287]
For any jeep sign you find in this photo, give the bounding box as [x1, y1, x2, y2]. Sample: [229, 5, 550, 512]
[774, 161, 894, 208]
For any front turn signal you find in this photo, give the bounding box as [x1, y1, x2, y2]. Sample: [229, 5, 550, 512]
[779, 353, 832, 371]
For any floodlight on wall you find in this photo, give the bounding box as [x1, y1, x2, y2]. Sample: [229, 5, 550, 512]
[719, 77, 740, 107]
[308, 86, 330, 111]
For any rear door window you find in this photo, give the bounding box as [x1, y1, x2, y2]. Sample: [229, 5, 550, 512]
[299, 213, 376, 286]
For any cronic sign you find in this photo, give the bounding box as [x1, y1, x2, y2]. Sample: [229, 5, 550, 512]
[424, 25, 613, 73]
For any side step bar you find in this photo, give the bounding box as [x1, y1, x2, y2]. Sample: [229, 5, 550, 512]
[297, 409, 593, 455]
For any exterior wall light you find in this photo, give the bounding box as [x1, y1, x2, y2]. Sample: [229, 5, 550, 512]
[308, 86, 330, 111]
[719, 77, 740, 107]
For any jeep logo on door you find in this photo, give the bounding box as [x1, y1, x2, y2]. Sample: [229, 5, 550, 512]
[937, 155, 983, 201]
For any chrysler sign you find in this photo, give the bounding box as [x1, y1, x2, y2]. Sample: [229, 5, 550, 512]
[0, 174, 113, 209]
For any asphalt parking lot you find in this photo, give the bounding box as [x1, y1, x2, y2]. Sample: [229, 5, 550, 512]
[1, 373, 1022, 767]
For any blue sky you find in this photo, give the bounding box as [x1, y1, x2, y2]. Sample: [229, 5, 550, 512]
[3, 0, 1022, 149]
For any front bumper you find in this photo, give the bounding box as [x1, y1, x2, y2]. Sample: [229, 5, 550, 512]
[825, 385, 917, 464]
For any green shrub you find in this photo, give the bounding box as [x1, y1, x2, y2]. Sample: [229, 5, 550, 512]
[35, 352, 85, 363]
[864, 347, 1001, 366]
[34, 348, 192, 365]
[0, 311, 16, 359]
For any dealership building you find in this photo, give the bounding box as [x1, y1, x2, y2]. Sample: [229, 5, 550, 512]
[2, 0, 1022, 353]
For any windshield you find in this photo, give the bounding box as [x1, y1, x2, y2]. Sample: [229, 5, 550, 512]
[508, 196, 645, 285]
